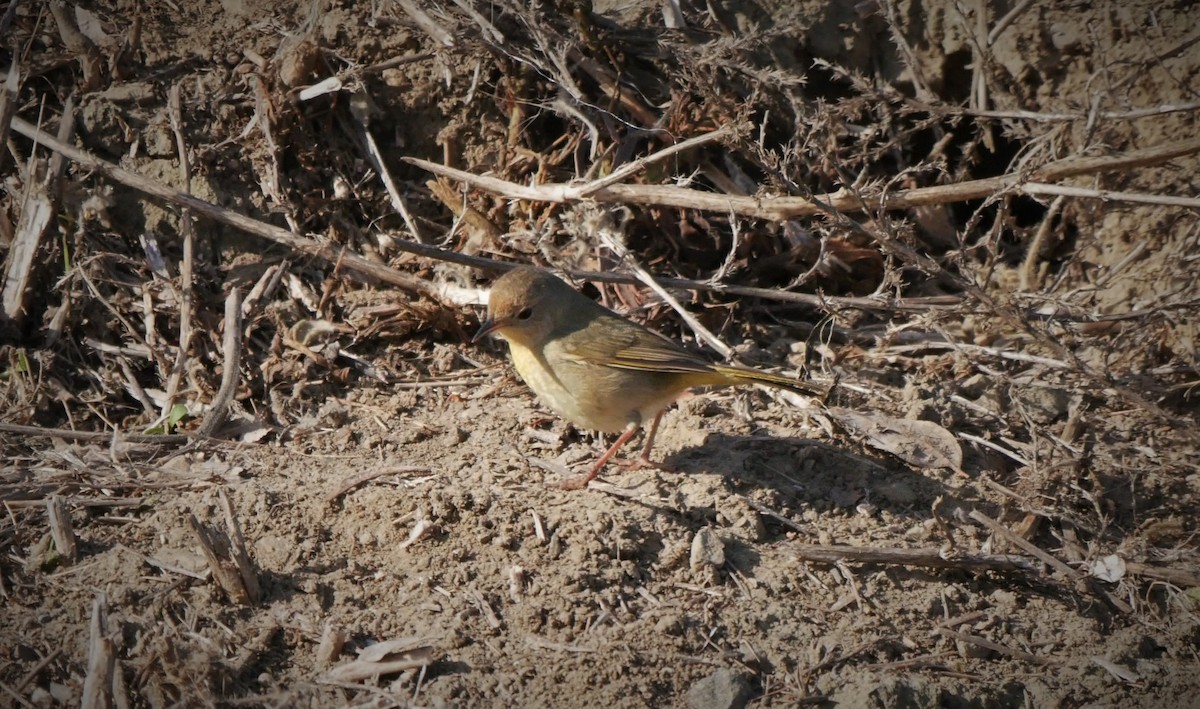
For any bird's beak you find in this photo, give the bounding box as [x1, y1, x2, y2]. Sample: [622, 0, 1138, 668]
[472, 317, 509, 343]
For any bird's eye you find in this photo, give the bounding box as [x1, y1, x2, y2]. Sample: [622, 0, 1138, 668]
[516, 307, 533, 320]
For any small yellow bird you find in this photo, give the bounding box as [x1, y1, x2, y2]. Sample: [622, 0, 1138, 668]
[474, 266, 824, 489]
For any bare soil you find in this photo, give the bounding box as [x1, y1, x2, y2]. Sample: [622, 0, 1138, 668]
[2, 1, 1199, 707]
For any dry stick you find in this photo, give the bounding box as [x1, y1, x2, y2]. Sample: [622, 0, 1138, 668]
[3, 496, 145, 509]
[576, 126, 735, 197]
[448, 0, 505, 43]
[0, 61, 19, 173]
[325, 465, 432, 503]
[322, 650, 436, 683]
[594, 225, 733, 358]
[150, 82, 196, 434]
[858, 651, 959, 672]
[793, 543, 1040, 574]
[48, 0, 102, 92]
[969, 0, 990, 114]
[362, 51, 437, 74]
[0, 683, 34, 709]
[346, 88, 424, 242]
[1125, 561, 1200, 589]
[250, 74, 305, 236]
[218, 488, 260, 604]
[195, 289, 242, 438]
[46, 495, 78, 563]
[987, 0, 1036, 44]
[80, 594, 115, 709]
[7, 116, 955, 314]
[0, 422, 190, 444]
[187, 493, 260, 605]
[14, 648, 63, 693]
[394, 0, 454, 47]
[315, 621, 347, 669]
[1019, 195, 1065, 291]
[3, 96, 76, 323]
[403, 136, 1200, 220]
[425, 177, 502, 247]
[187, 514, 252, 603]
[969, 509, 1134, 614]
[933, 628, 1056, 665]
[569, 50, 659, 127]
[119, 358, 158, 418]
[739, 495, 809, 534]
[0, 0, 20, 40]
[399, 241, 960, 312]
[967, 509, 1078, 578]
[1022, 182, 1200, 209]
[949, 100, 1200, 123]
[8, 117, 447, 303]
[114, 542, 209, 580]
[880, 0, 935, 101]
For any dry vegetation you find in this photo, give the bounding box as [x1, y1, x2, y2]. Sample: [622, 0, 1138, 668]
[1, 0, 1199, 706]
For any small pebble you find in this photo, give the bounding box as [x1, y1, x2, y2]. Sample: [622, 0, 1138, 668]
[687, 668, 751, 709]
[689, 527, 725, 571]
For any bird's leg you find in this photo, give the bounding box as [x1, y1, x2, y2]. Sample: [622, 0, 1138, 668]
[614, 409, 664, 471]
[549, 421, 641, 490]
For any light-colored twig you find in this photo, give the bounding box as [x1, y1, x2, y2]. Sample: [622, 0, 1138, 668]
[987, 0, 1035, 44]
[325, 465, 433, 503]
[576, 126, 736, 197]
[591, 212, 732, 358]
[3, 97, 76, 324]
[958, 433, 1032, 467]
[347, 87, 425, 241]
[1125, 561, 1200, 588]
[923, 100, 1200, 123]
[449, 0, 504, 42]
[1022, 181, 1200, 209]
[149, 82, 196, 434]
[114, 543, 209, 580]
[404, 136, 1200, 221]
[9, 117, 448, 302]
[1020, 194, 1065, 291]
[14, 649, 62, 693]
[967, 509, 1078, 578]
[8, 115, 964, 314]
[80, 594, 115, 709]
[394, 0, 454, 46]
[195, 289, 243, 438]
[48, 1, 102, 91]
[218, 488, 260, 604]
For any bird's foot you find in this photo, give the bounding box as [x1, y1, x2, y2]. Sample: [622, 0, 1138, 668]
[613, 455, 661, 471]
[547, 472, 594, 490]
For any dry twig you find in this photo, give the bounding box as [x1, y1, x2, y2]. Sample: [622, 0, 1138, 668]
[793, 543, 1040, 574]
[404, 136, 1200, 220]
[45, 495, 77, 563]
[195, 289, 243, 438]
[187, 489, 260, 604]
[8, 117, 448, 303]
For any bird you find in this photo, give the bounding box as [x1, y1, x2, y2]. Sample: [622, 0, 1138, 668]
[473, 266, 825, 489]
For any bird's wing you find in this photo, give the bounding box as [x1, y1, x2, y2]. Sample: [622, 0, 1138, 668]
[557, 316, 719, 376]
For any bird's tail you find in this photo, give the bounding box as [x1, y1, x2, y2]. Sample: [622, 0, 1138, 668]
[711, 364, 830, 398]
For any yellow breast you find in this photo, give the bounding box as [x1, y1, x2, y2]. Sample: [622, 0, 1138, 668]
[506, 338, 686, 434]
